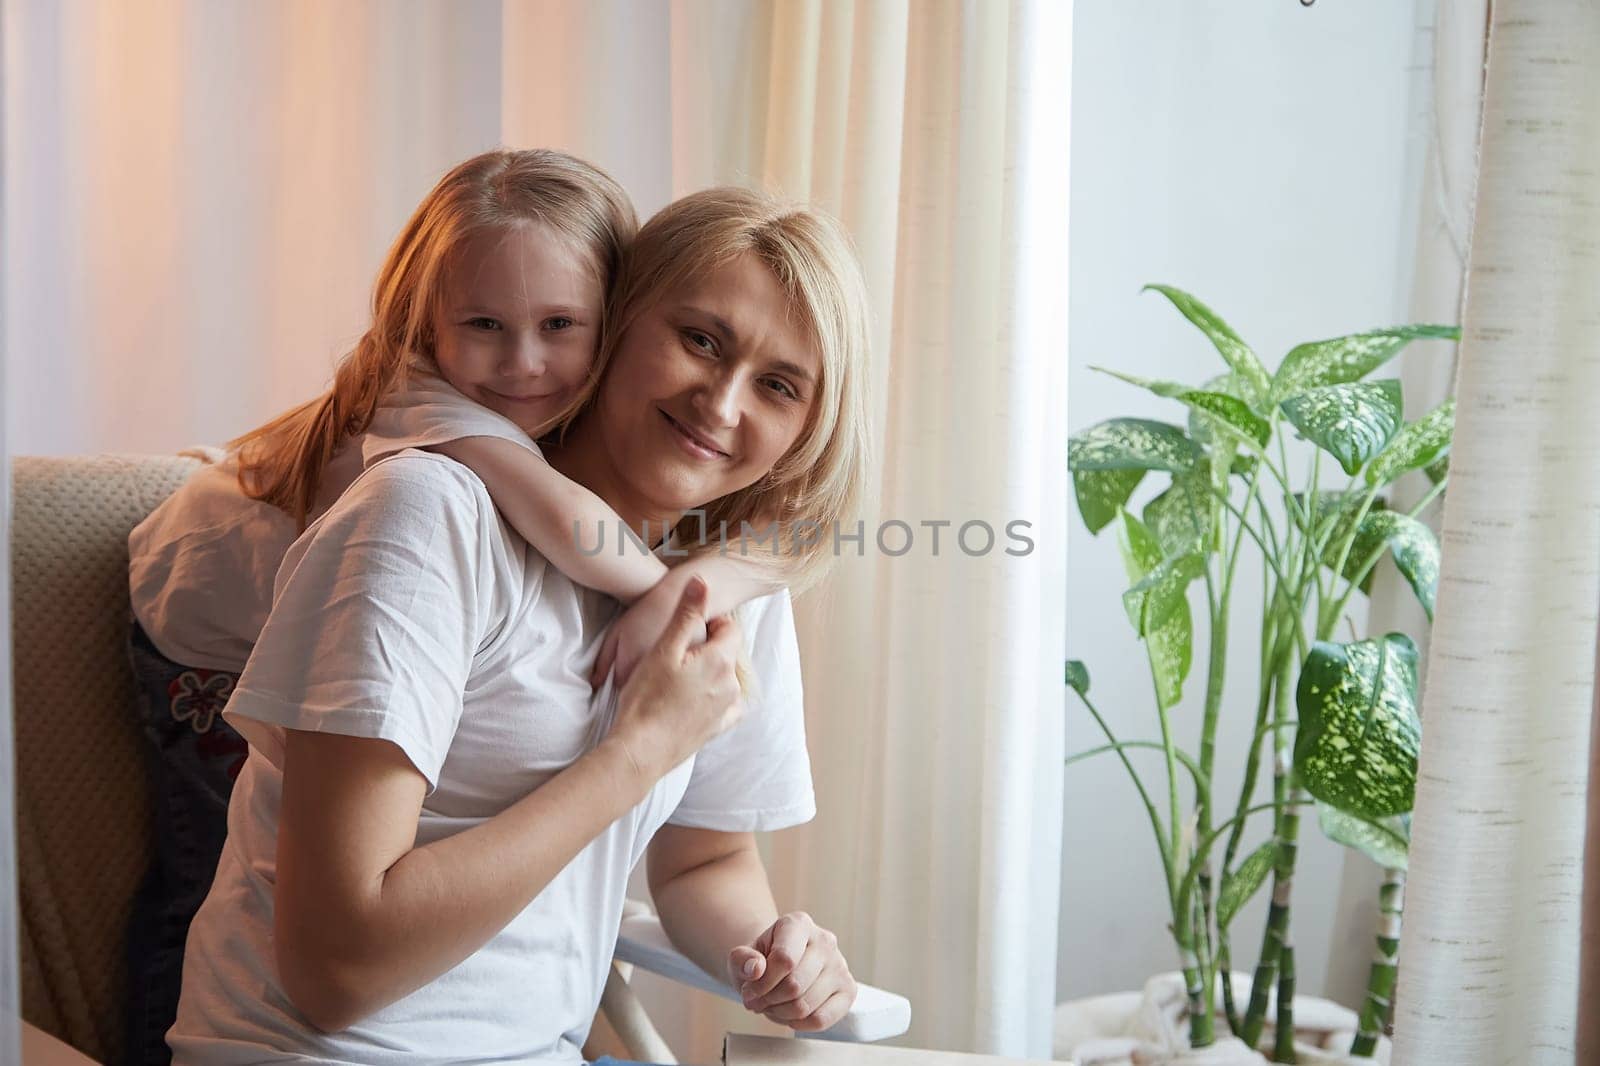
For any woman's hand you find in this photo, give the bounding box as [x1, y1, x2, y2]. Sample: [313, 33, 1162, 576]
[604, 577, 742, 784]
[592, 576, 696, 689]
[727, 912, 858, 1033]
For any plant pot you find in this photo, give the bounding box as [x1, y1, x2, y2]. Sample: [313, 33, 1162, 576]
[1052, 972, 1392, 1065]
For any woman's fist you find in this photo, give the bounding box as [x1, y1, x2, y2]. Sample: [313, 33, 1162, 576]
[727, 912, 856, 1033]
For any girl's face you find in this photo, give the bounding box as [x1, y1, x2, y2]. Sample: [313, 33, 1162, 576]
[432, 224, 603, 436]
[591, 251, 822, 517]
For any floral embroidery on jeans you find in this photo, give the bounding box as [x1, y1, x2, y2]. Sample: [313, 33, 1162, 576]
[168, 670, 234, 733]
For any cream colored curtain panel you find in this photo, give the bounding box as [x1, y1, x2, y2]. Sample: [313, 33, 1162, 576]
[4, 1, 1071, 1060]
[1392, 1, 1600, 1061]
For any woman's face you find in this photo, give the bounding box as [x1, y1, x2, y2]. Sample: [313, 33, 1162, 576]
[592, 251, 822, 517]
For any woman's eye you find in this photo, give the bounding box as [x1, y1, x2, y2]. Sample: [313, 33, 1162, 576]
[466, 317, 502, 332]
[543, 316, 575, 331]
[763, 378, 799, 401]
[682, 329, 716, 355]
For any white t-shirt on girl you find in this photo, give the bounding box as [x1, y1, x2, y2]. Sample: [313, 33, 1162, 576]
[127, 363, 538, 674]
[166, 451, 816, 1065]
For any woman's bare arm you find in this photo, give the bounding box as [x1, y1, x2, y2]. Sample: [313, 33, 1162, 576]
[276, 730, 649, 1032]
[647, 825, 858, 1032]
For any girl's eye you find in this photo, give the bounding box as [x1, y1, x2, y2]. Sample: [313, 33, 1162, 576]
[543, 316, 576, 332]
[466, 317, 502, 332]
[763, 378, 799, 401]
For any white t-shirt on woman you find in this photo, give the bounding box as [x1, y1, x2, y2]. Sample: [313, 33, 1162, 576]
[130, 375, 816, 1064]
[166, 452, 815, 1064]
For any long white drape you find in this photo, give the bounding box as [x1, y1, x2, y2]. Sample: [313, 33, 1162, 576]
[3, 2, 1069, 1060]
[1392, 1, 1600, 1061]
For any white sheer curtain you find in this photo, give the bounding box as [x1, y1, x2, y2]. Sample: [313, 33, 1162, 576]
[1392, 0, 1600, 1061]
[3, 1, 1070, 1060]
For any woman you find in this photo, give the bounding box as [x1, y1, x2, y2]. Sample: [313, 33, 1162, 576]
[163, 185, 873, 1065]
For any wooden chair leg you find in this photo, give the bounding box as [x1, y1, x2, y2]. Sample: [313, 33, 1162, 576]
[598, 960, 678, 1064]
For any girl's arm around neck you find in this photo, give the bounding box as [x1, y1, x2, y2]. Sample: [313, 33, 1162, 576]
[431, 435, 667, 601]
[663, 550, 788, 619]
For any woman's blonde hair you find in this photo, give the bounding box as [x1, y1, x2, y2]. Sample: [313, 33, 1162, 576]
[601, 187, 872, 592]
[231, 148, 637, 527]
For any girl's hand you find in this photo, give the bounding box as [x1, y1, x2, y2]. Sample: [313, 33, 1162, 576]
[604, 578, 742, 784]
[592, 577, 703, 689]
[727, 912, 857, 1033]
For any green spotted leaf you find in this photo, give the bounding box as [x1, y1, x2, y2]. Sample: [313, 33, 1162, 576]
[1074, 468, 1146, 534]
[1340, 511, 1440, 619]
[1317, 802, 1410, 871]
[1069, 418, 1202, 474]
[1144, 467, 1217, 557]
[1065, 660, 1091, 696]
[1295, 634, 1421, 820]
[1142, 285, 1273, 409]
[1117, 511, 1192, 710]
[1272, 325, 1459, 402]
[1424, 454, 1449, 485]
[1280, 380, 1403, 476]
[1093, 368, 1270, 447]
[1313, 498, 1438, 618]
[1182, 391, 1270, 448]
[1217, 840, 1278, 929]
[1366, 399, 1455, 487]
[1123, 551, 1205, 637]
[1187, 373, 1242, 448]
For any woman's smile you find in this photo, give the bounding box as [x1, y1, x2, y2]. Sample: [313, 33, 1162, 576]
[659, 407, 733, 461]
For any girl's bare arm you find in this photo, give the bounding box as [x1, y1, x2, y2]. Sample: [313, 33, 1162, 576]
[432, 435, 667, 601]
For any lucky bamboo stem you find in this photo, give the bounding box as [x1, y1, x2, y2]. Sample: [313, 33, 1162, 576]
[1242, 652, 1301, 1050]
[1350, 869, 1405, 1056]
[1274, 941, 1298, 1063]
[1182, 942, 1213, 1047]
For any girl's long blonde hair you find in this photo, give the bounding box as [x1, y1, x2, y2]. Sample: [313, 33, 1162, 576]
[603, 188, 873, 592]
[231, 148, 637, 527]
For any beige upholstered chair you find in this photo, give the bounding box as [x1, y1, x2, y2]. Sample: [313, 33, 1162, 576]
[11, 454, 907, 1065]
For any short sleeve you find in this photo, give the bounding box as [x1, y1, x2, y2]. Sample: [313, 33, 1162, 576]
[668, 589, 816, 831]
[223, 454, 499, 792]
[362, 365, 545, 468]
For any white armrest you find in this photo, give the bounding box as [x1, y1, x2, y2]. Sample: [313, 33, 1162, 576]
[22, 1021, 98, 1065]
[614, 911, 912, 1043]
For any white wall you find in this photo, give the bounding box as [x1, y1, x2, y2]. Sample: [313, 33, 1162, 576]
[1060, 0, 1437, 1005]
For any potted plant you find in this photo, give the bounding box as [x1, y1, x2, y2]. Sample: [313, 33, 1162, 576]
[1059, 285, 1456, 1064]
